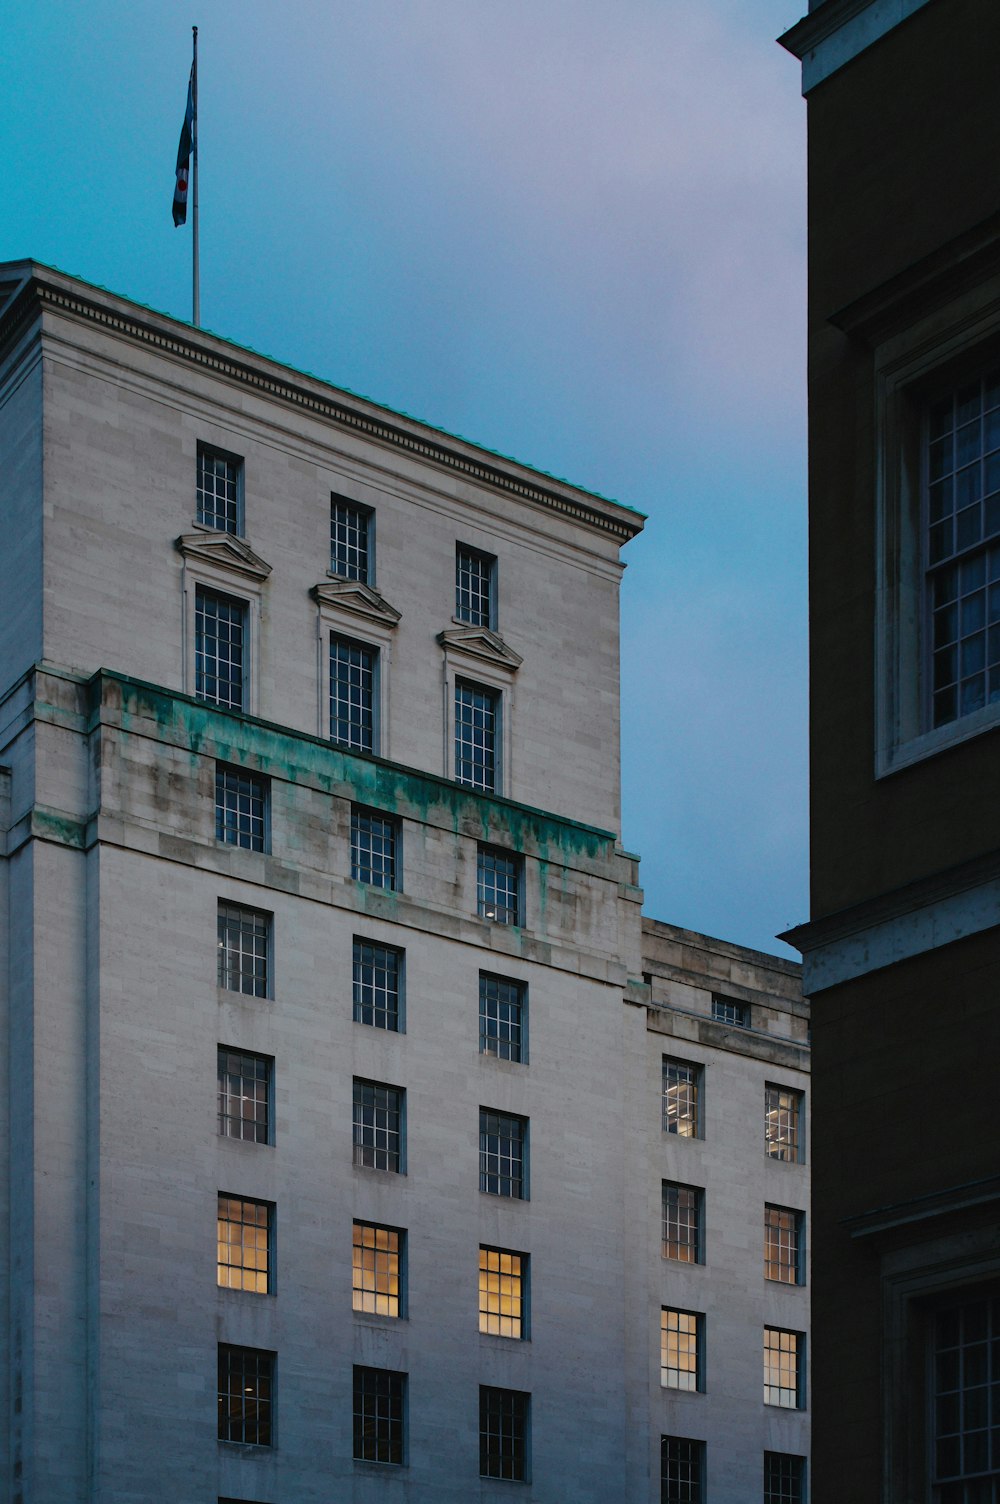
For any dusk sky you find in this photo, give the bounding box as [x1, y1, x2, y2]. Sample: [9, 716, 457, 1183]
[6, 0, 808, 956]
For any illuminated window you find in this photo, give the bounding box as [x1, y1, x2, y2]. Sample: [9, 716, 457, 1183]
[932, 1295, 1000, 1495]
[217, 902, 270, 998]
[711, 993, 750, 1027]
[353, 1079, 403, 1173]
[351, 806, 398, 890]
[353, 939, 402, 1031]
[764, 1327, 804, 1409]
[217, 1195, 272, 1293]
[197, 444, 242, 535]
[455, 680, 499, 792]
[331, 496, 373, 583]
[456, 544, 496, 628]
[217, 1047, 272, 1144]
[661, 1308, 703, 1392]
[765, 1205, 804, 1284]
[764, 1451, 805, 1504]
[215, 764, 268, 851]
[662, 1182, 703, 1264]
[480, 1386, 528, 1481]
[480, 1109, 527, 1199]
[353, 1222, 403, 1318]
[479, 1247, 526, 1339]
[353, 1365, 405, 1464]
[330, 635, 377, 753]
[196, 587, 247, 710]
[477, 844, 522, 925]
[765, 1084, 804, 1161]
[662, 1436, 704, 1504]
[663, 1057, 702, 1138]
[217, 1345, 273, 1445]
[479, 972, 525, 1062]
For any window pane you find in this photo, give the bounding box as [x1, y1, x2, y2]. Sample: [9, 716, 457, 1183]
[217, 1345, 273, 1445]
[764, 1451, 805, 1504]
[661, 1308, 702, 1392]
[197, 448, 241, 534]
[353, 940, 402, 1031]
[662, 1436, 703, 1504]
[217, 903, 270, 998]
[330, 635, 376, 752]
[353, 1223, 402, 1318]
[353, 1365, 405, 1464]
[764, 1327, 803, 1408]
[765, 1084, 802, 1161]
[455, 680, 499, 792]
[196, 588, 246, 710]
[479, 1247, 525, 1339]
[662, 1183, 702, 1264]
[456, 546, 495, 627]
[479, 1386, 528, 1480]
[477, 845, 521, 924]
[217, 1196, 271, 1293]
[353, 1080, 402, 1172]
[331, 498, 371, 582]
[480, 1109, 525, 1198]
[933, 1296, 1000, 1487]
[351, 807, 397, 889]
[663, 1058, 700, 1138]
[215, 765, 267, 851]
[217, 1048, 272, 1143]
[765, 1205, 803, 1284]
[479, 973, 525, 1061]
[712, 993, 750, 1027]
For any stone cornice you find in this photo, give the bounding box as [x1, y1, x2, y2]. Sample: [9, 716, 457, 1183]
[437, 625, 523, 673]
[0, 266, 645, 544]
[175, 531, 272, 582]
[779, 0, 938, 95]
[311, 579, 401, 628]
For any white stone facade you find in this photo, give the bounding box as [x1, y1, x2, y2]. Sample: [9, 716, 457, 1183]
[0, 263, 808, 1502]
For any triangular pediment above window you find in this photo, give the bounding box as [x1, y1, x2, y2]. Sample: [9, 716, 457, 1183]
[437, 625, 523, 671]
[176, 532, 272, 581]
[311, 579, 402, 628]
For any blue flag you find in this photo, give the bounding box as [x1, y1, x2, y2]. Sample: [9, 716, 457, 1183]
[172, 65, 194, 227]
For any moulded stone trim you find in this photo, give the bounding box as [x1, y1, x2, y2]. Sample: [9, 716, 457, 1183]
[437, 625, 523, 674]
[175, 531, 272, 582]
[311, 579, 401, 629]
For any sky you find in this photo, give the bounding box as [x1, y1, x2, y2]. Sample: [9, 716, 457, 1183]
[5, 0, 809, 957]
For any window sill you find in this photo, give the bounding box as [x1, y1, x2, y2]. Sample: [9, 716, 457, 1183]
[878, 701, 1000, 778]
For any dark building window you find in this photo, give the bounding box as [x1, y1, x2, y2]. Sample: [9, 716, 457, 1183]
[353, 1365, 405, 1464]
[197, 444, 243, 534]
[477, 844, 522, 925]
[217, 1345, 273, 1445]
[455, 679, 499, 792]
[479, 1385, 528, 1481]
[215, 764, 268, 851]
[217, 1047, 272, 1143]
[351, 806, 398, 889]
[479, 972, 525, 1061]
[765, 1084, 804, 1162]
[353, 1079, 403, 1173]
[932, 1295, 1000, 1495]
[217, 1195, 272, 1293]
[353, 939, 402, 1031]
[764, 1451, 805, 1504]
[661, 1436, 704, 1504]
[217, 902, 271, 998]
[353, 1223, 404, 1318]
[196, 587, 246, 710]
[480, 1108, 527, 1199]
[330, 635, 377, 752]
[711, 993, 750, 1027]
[663, 1056, 702, 1138]
[331, 496, 373, 582]
[765, 1205, 804, 1285]
[456, 544, 496, 628]
[662, 1182, 703, 1264]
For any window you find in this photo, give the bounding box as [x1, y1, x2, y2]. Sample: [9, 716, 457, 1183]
[331, 496, 373, 582]
[479, 1247, 527, 1339]
[215, 764, 268, 852]
[711, 993, 750, 1028]
[661, 1437, 704, 1504]
[479, 1386, 528, 1481]
[662, 1182, 703, 1264]
[196, 587, 247, 710]
[330, 635, 378, 753]
[765, 1205, 804, 1285]
[217, 1195, 272, 1293]
[197, 444, 242, 534]
[351, 806, 398, 890]
[663, 1057, 702, 1138]
[480, 1109, 527, 1199]
[479, 973, 526, 1062]
[353, 1365, 405, 1465]
[764, 1452, 805, 1504]
[932, 1295, 1000, 1497]
[661, 1308, 703, 1392]
[353, 939, 402, 1031]
[765, 1084, 804, 1162]
[217, 902, 271, 998]
[764, 1327, 804, 1409]
[217, 1047, 272, 1144]
[455, 679, 500, 792]
[456, 544, 496, 628]
[353, 1080, 403, 1173]
[353, 1223, 403, 1318]
[477, 844, 522, 925]
[218, 1345, 273, 1445]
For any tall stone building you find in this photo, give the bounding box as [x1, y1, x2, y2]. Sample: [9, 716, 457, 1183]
[780, 2, 1000, 1501]
[0, 261, 808, 1502]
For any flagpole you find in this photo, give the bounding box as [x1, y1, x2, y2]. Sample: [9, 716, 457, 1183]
[192, 25, 200, 327]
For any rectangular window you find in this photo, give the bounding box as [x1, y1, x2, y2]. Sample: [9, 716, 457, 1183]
[217, 1195, 272, 1293]
[479, 1109, 527, 1199]
[661, 1308, 703, 1392]
[932, 1295, 1000, 1494]
[765, 1084, 804, 1162]
[764, 1451, 805, 1504]
[765, 1205, 804, 1285]
[331, 496, 373, 583]
[479, 972, 525, 1062]
[351, 806, 398, 890]
[217, 902, 271, 998]
[477, 844, 522, 925]
[353, 1222, 403, 1318]
[353, 1365, 405, 1465]
[456, 544, 496, 628]
[764, 1327, 804, 1409]
[353, 939, 402, 1031]
[197, 445, 242, 535]
[217, 1345, 273, 1445]
[662, 1436, 704, 1504]
[455, 679, 499, 792]
[215, 764, 268, 852]
[711, 993, 750, 1027]
[330, 635, 377, 752]
[479, 1386, 528, 1481]
[353, 1079, 403, 1173]
[662, 1182, 703, 1264]
[663, 1057, 702, 1138]
[217, 1047, 272, 1144]
[479, 1247, 527, 1339]
[196, 587, 247, 710]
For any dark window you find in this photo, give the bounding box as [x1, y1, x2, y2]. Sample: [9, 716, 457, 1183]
[455, 680, 499, 792]
[217, 1345, 273, 1445]
[215, 764, 268, 851]
[764, 1451, 805, 1504]
[217, 1195, 272, 1293]
[932, 1295, 1000, 1494]
[353, 1365, 405, 1464]
[765, 1084, 804, 1162]
[353, 1223, 404, 1318]
[217, 1047, 272, 1144]
[217, 902, 270, 998]
[196, 587, 246, 710]
[479, 972, 525, 1062]
[764, 1327, 804, 1409]
[480, 1108, 526, 1199]
[663, 1057, 702, 1138]
[351, 807, 398, 890]
[661, 1436, 704, 1504]
[331, 497, 373, 582]
[479, 1386, 528, 1481]
[479, 1247, 527, 1339]
[765, 1205, 804, 1285]
[711, 993, 750, 1027]
[662, 1182, 703, 1264]
[477, 844, 522, 925]
[353, 1079, 403, 1173]
[456, 544, 496, 628]
[330, 635, 377, 752]
[197, 445, 242, 534]
[353, 939, 402, 1031]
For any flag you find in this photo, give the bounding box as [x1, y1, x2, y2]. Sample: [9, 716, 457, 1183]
[172, 65, 194, 227]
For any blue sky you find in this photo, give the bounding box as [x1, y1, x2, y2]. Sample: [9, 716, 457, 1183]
[6, 0, 808, 955]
